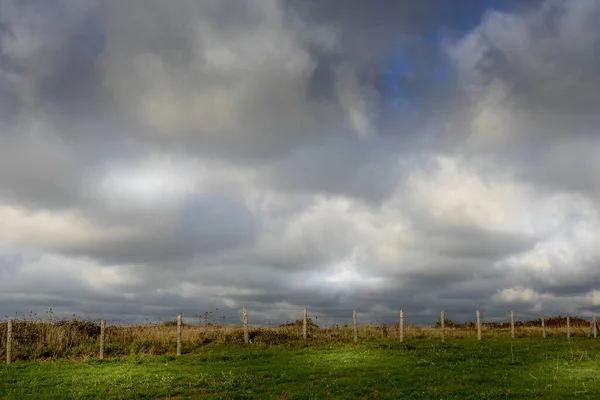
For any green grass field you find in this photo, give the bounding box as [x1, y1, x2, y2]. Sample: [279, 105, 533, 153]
[1, 337, 599, 399]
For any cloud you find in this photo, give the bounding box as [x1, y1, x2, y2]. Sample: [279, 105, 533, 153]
[100, 0, 350, 157]
[1, 0, 600, 325]
[445, 1, 600, 149]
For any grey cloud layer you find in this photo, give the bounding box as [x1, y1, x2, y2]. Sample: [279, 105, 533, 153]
[2, 0, 600, 324]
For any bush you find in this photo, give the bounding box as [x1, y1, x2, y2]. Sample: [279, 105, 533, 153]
[434, 318, 460, 328]
[279, 317, 319, 328]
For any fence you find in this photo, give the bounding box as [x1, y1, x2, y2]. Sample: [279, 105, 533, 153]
[1, 308, 598, 364]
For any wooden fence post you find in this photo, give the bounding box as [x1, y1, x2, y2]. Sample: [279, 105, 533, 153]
[99, 319, 105, 359]
[541, 316, 546, 338]
[303, 309, 308, 340]
[6, 319, 12, 365]
[476, 310, 481, 341]
[399, 310, 404, 342]
[510, 311, 515, 338]
[243, 306, 249, 344]
[176, 314, 182, 356]
[567, 316, 570, 339]
[441, 310, 445, 342]
[593, 316, 597, 338]
[353, 310, 358, 343]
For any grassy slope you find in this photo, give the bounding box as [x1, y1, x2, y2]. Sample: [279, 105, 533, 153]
[1, 338, 600, 399]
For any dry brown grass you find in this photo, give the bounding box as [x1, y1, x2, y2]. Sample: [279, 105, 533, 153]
[0, 316, 597, 363]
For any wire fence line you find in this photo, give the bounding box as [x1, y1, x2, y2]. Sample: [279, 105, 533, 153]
[0, 307, 596, 328]
[5, 306, 590, 327]
[2, 306, 598, 330]
[1, 307, 598, 364]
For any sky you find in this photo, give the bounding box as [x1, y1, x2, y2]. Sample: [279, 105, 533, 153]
[2, 0, 600, 326]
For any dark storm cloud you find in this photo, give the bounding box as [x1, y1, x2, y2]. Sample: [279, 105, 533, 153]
[416, 223, 536, 261]
[50, 195, 259, 265]
[287, 0, 437, 65]
[263, 135, 404, 203]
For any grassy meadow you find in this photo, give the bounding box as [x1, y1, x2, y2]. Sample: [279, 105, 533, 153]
[1, 316, 599, 398]
[2, 338, 600, 399]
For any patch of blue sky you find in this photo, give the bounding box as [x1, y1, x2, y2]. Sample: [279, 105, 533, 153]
[382, 53, 415, 111]
[380, 0, 527, 111]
